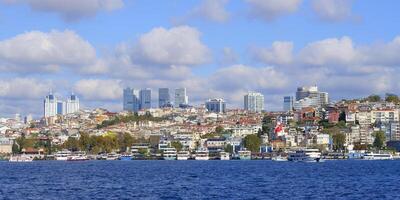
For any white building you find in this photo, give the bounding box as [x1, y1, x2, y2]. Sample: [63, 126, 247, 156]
[205, 98, 226, 113]
[174, 88, 188, 108]
[244, 92, 264, 113]
[370, 109, 399, 124]
[44, 93, 58, 118]
[66, 94, 80, 114]
[44, 92, 80, 117]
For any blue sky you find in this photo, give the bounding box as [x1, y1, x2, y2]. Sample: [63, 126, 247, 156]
[1, 0, 400, 117]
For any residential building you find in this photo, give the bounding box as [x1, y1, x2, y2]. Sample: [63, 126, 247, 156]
[66, 93, 80, 114]
[174, 88, 188, 108]
[140, 89, 152, 110]
[158, 88, 170, 108]
[244, 92, 264, 113]
[206, 98, 226, 113]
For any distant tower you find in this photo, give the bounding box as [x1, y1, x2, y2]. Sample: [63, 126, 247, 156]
[44, 92, 58, 117]
[66, 93, 80, 114]
[140, 88, 152, 110]
[123, 87, 140, 112]
[158, 88, 170, 108]
[244, 92, 264, 113]
[174, 88, 188, 108]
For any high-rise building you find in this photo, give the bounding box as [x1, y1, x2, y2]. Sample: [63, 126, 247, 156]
[294, 85, 329, 110]
[57, 101, 65, 115]
[158, 88, 171, 108]
[140, 88, 152, 110]
[44, 93, 58, 118]
[244, 92, 264, 113]
[123, 87, 140, 112]
[283, 96, 294, 112]
[66, 93, 80, 114]
[174, 88, 188, 108]
[206, 98, 226, 113]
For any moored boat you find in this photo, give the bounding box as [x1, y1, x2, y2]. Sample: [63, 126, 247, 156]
[54, 150, 72, 161]
[119, 154, 133, 161]
[9, 155, 33, 162]
[177, 151, 190, 160]
[219, 152, 230, 160]
[288, 149, 322, 162]
[238, 149, 251, 160]
[362, 152, 393, 160]
[195, 148, 209, 160]
[272, 155, 288, 162]
[163, 148, 177, 160]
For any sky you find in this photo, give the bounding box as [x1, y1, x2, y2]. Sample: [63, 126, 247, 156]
[1, 0, 400, 118]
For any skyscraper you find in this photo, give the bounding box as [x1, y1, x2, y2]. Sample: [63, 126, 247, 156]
[244, 92, 264, 113]
[123, 87, 140, 112]
[283, 96, 294, 112]
[140, 88, 152, 110]
[294, 85, 329, 110]
[66, 93, 80, 114]
[44, 92, 58, 118]
[205, 98, 226, 113]
[158, 88, 170, 108]
[174, 88, 188, 108]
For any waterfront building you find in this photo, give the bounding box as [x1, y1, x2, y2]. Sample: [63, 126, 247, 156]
[123, 87, 140, 112]
[244, 92, 264, 113]
[140, 89, 152, 110]
[158, 88, 171, 108]
[44, 92, 58, 118]
[206, 98, 226, 113]
[66, 93, 80, 114]
[283, 96, 294, 112]
[174, 88, 188, 108]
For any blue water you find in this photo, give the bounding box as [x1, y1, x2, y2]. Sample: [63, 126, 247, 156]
[1, 160, 400, 200]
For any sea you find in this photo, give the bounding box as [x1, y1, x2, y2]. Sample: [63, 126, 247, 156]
[0, 160, 399, 200]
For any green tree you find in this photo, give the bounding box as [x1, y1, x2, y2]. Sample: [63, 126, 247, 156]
[332, 133, 346, 152]
[385, 93, 399, 103]
[63, 137, 80, 151]
[171, 141, 183, 152]
[224, 144, 233, 154]
[79, 132, 91, 152]
[243, 134, 261, 153]
[366, 94, 381, 102]
[215, 125, 224, 134]
[373, 131, 386, 150]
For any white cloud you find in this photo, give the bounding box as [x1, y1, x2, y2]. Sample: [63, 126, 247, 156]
[74, 79, 123, 101]
[0, 30, 97, 73]
[0, 78, 51, 99]
[311, 0, 354, 22]
[245, 0, 302, 21]
[252, 41, 293, 65]
[190, 0, 230, 23]
[3, 0, 124, 22]
[133, 26, 211, 66]
[220, 47, 239, 65]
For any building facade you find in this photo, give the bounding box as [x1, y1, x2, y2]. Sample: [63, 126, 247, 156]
[123, 87, 140, 112]
[206, 98, 226, 113]
[283, 96, 294, 112]
[244, 92, 264, 113]
[158, 88, 170, 108]
[140, 89, 152, 110]
[174, 88, 188, 108]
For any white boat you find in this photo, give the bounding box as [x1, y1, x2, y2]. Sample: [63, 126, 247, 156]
[195, 148, 209, 160]
[362, 152, 393, 160]
[288, 149, 322, 162]
[219, 152, 230, 160]
[54, 150, 72, 161]
[272, 155, 288, 162]
[163, 148, 177, 160]
[238, 149, 251, 160]
[9, 155, 33, 162]
[177, 151, 190, 160]
[106, 153, 119, 160]
[67, 152, 89, 161]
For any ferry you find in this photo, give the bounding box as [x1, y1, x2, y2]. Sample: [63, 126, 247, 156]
[177, 151, 190, 160]
[272, 155, 288, 162]
[288, 149, 322, 162]
[219, 152, 230, 160]
[119, 154, 133, 161]
[106, 153, 120, 160]
[163, 148, 177, 160]
[9, 155, 33, 162]
[195, 148, 209, 160]
[238, 149, 252, 160]
[362, 152, 393, 160]
[54, 150, 72, 161]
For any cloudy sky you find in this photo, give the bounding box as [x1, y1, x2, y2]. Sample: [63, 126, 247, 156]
[1, 0, 400, 117]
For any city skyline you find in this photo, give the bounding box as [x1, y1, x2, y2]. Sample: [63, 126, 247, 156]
[1, 1, 400, 117]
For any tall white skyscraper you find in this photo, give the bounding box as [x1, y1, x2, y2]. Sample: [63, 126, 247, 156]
[244, 92, 264, 113]
[174, 88, 188, 108]
[44, 93, 58, 118]
[66, 93, 80, 114]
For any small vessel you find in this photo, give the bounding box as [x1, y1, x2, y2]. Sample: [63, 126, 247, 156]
[272, 155, 288, 162]
[219, 152, 230, 160]
[54, 150, 72, 161]
[106, 153, 120, 160]
[67, 152, 89, 161]
[163, 148, 177, 160]
[288, 149, 322, 162]
[195, 148, 209, 160]
[177, 151, 190, 160]
[238, 149, 252, 160]
[119, 154, 133, 161]
[9, 155, 33, 162]
[362, 152, 393, 160]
